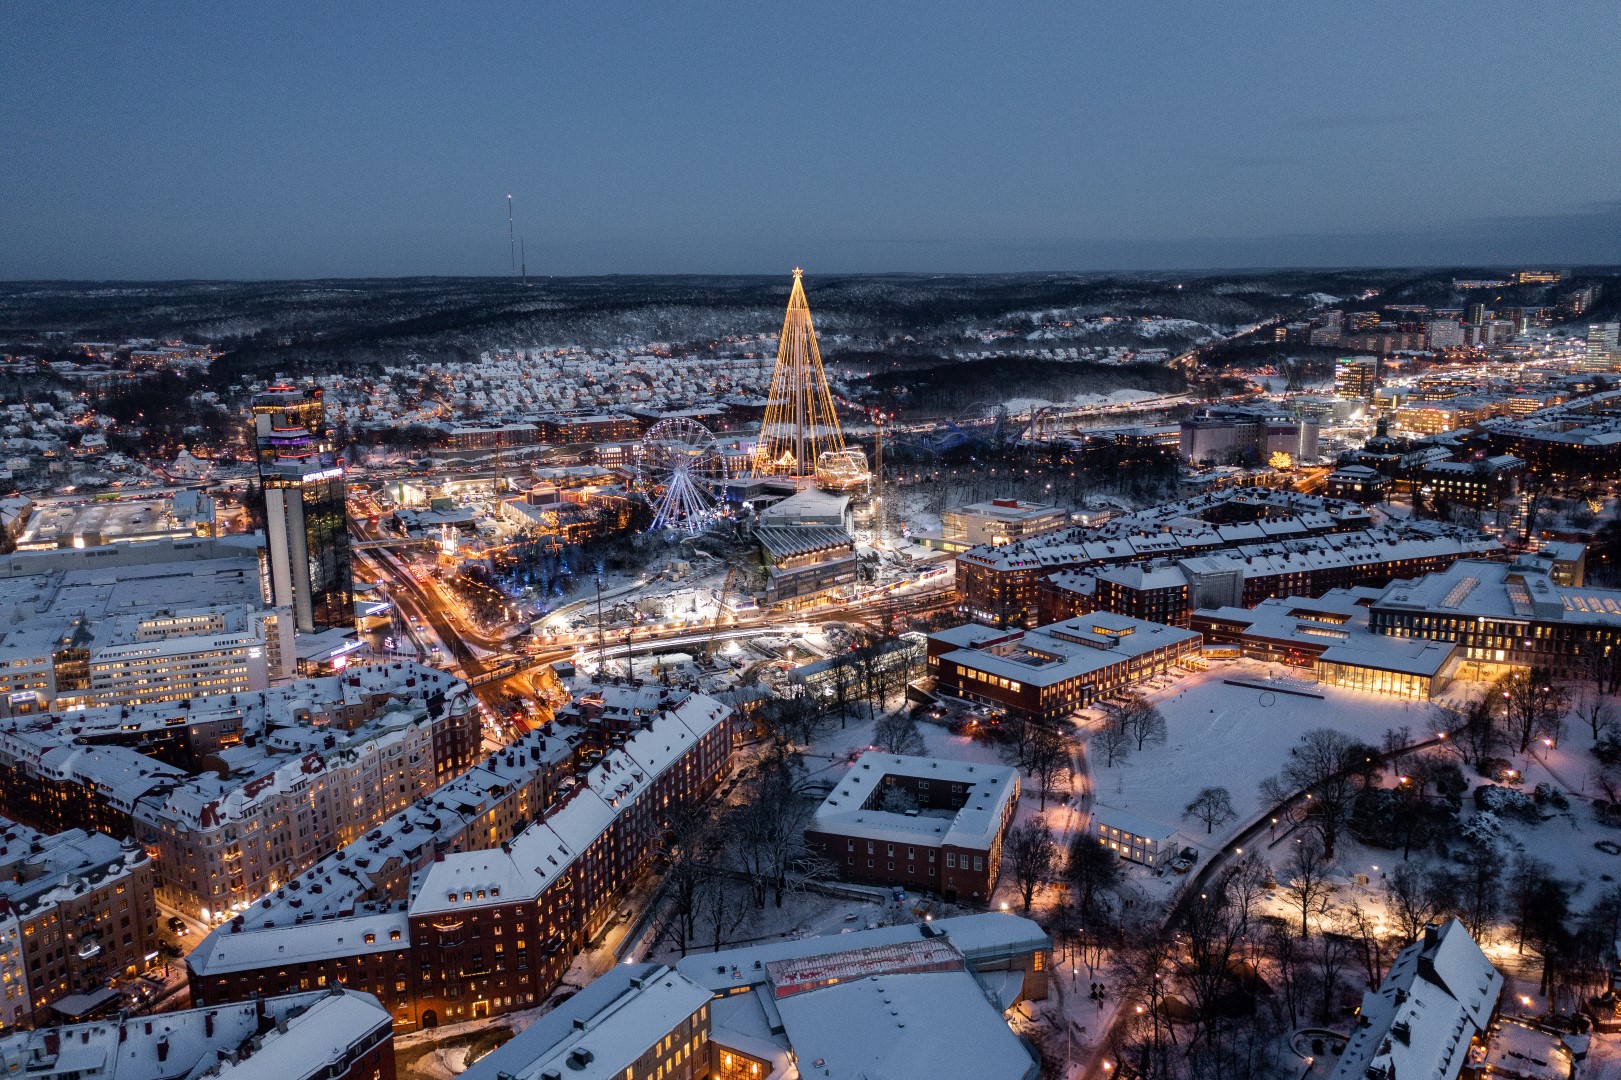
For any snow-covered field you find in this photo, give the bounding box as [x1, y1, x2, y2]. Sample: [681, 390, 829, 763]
[1088, 659, 1440, 855]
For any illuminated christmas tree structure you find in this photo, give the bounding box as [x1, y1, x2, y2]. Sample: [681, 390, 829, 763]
[753, 269, 869, 490]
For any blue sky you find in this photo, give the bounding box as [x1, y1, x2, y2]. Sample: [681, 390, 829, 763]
[3, 2, 1618, 278]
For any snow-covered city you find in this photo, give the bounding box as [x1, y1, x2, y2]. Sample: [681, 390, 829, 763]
[5, 6, 1621, 1080]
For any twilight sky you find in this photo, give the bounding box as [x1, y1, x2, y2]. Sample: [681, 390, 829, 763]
[3, 1, 1618, 279]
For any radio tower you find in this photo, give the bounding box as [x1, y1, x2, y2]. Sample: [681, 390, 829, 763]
[507, 194, 516, 275]
[752, 269, 849, 479]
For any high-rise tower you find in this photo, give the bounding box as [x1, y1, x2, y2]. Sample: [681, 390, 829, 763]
[254, 385, 353, 634]
[752, 270, 857, 482]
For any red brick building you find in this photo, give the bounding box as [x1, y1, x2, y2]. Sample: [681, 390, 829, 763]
[188, 694, 736, 1031]
[805, 752, 1019, 903]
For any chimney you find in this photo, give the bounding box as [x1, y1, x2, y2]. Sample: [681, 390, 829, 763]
[156, 1037, 169, 1064]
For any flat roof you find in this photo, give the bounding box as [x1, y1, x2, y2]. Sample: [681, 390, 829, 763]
[940, 613, 1200, 690]
[775, 969, 1037, 1080]
[812, 752, 1019, 850]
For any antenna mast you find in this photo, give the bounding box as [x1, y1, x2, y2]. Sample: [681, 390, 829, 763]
[507, 194, 516, 275]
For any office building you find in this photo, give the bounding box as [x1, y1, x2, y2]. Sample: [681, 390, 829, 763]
[1334, 357, 1378, 400]
[1179, 409, 1318, 465]
[255, 385, 353, 635]
[1191, 591, 1460, 699]
[1425, 319, 1465, 350]
[755, 526, 857, 607]
[0, 544, 293, 715]
[928, 613, 1201, 720]
[1367, 556, 1621, 680]
[262, 454, 353, 633]
[938, 500, 1069, 550]
[1584, 322, 1621, 373]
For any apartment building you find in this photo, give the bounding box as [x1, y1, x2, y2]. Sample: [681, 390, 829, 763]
[0, 820, 160, 1027]
[0, 664, 479, 922]
[0, 988, 395, 1080]
[187, 692, 736, 1032]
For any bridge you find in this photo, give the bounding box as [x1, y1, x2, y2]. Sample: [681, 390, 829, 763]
[350, 537, 435, 550]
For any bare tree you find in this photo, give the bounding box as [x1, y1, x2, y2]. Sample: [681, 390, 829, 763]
[654, 806, 713, 956]
[734, 745, 827, 908]
[1109, 692, 1169, 752]
[697, 858, 750, 954]
[1182, 786, 1236, 835]
[1093, 719, 1133, 769]
[998, 717, 1037, 771]
[1006, 820, 1057, 913]
[1578, 684, 1616, 741]
[1433, 844, 1502, 941]
[828, 651, 858, 727]
[1429, 694, 1498, 769]
[873, 710, 925, 756]
[1109, 932, 1177, 1080]
[1260, 728, 1378, 859]
[1264, 916, 1307, 1029]
[1281, 837, 1333, 938]
[1387, 860, 1446, 943]
[1494, 668, 1571, 755]
[1173, 854, 1268, 1051]
[1315, 907, 1358, 1021]
[763, 692, 832, 748]
[1381, 724, 1413, 776]
[1065, 831, 1123, 926]
[875, 785, 919, 813]
[1338, 901, 1396, 990]
[1026, 725, 1069, 810]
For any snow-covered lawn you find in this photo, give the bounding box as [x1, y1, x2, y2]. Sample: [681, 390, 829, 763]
[1088, 659, 1440, 856]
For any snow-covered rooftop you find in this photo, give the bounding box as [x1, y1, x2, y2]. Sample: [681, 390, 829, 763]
[1331, 919, 1501, 1080]
[812, 751, 1019, 850]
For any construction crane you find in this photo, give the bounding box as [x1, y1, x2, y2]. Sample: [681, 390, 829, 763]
[705, 565, 739, 664]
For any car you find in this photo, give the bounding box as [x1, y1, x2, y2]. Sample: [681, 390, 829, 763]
[166, 916, 188, 936]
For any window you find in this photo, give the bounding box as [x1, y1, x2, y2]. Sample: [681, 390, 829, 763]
[946, 853, 956, 867]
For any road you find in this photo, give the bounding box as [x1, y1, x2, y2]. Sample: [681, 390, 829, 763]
[1077, 730, 1454, 1080]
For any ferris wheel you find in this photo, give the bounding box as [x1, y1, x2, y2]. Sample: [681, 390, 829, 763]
[637, 417, 725, 534]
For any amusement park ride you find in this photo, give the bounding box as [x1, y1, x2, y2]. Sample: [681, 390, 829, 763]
[636, 269, 872, 534]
